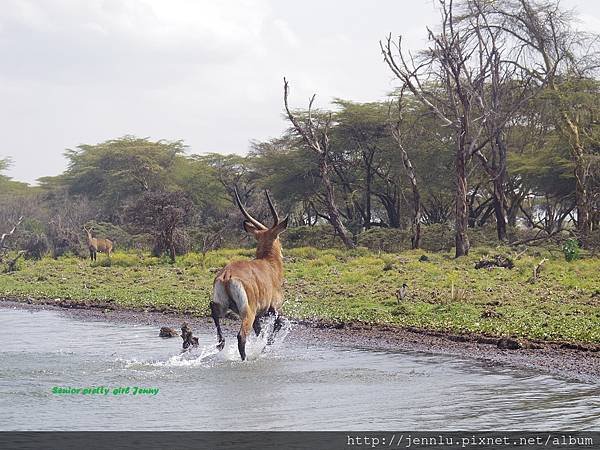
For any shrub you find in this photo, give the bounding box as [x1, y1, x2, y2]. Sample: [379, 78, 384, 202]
[91, 252, 140, 268]
[282, 225, 345, 249]
[2, 251, 24, 273]
[562, 238, 581, 262]
[152, 228, 191, 259]
[47, 222, 86, 258]
[586, 230, 600, 253]
[357, 228, 410, 253]
[308, 253, 337, 267]
[419, 223, 455, 252]
[346, 246, 371, 258]
[127, 190, 194, 262]
[22, 232, 49, 260]
[287, 247, 320, 260]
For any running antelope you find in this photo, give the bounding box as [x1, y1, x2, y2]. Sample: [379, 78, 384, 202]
[83, 226, 113, 261]
[210, 189, 288, 361]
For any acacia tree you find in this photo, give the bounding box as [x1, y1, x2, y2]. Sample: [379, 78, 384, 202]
[250, 137, 321, 226]
[382, 0, 548, 253]
[492, 0, 600, 243]
[40, 136, 185, 220]
[127, 191, 193, 262]
[463, 0, 541, 241]
[330, 100, 395, 230]
[283, 78, 356, 248]
[381, 0, 494, 257]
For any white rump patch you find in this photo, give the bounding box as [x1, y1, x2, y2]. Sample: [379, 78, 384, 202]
[212, 280, 229, 309]
[227, 279, 249, 315]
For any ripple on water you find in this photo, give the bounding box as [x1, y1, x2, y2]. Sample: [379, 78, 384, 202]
[0, 307, 598, 430]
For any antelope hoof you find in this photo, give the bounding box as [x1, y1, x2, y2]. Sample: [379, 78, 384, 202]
[216, 339, 225, 351]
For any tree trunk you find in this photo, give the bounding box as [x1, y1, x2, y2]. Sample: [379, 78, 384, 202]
[393, 132, 422, 248]
[492, 134, 509, 242]
[168, 230, 176, 262]
[478, 204, 496, 227]
[554, 88, 591, 245]
[492, 182, 508, 241]
[455, 137, 470, 257]
[320, 159, 356, 248]
[364, 168, 372, 230]
[574, 156, 591, 244]
[507, 188, 524, 228]
[377, 193, 401, 228]
[400, 149, 421, 249]
[411, 197, 422, 250]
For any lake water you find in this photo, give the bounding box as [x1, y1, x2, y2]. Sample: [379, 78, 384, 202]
[0, 306, 598, 430]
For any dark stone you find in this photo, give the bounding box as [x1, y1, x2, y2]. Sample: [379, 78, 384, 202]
[419, 255, 430, 262]
[159, 327, 179, 338]
[497, 337, 522, 350]
[475, 255, 514, 270]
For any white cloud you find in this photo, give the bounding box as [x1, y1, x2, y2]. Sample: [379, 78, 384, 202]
[3, 0, 600, 185]
[0, 0, 271, 87]
[271, 18, 300, 48]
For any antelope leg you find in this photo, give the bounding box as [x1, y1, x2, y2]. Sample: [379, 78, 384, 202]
[210, 301, 225, 350]
[252, 316, 262, 336]
[266, 307, 283, 345]
[237, 313, 254, 361]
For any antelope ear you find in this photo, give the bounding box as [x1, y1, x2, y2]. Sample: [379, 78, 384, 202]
[242, 220, 260, 235]
[273, 216, 289, 234]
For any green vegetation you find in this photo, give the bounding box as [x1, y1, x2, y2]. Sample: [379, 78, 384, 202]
[1, 247, 599, 344]
[562, 238, 581, 262]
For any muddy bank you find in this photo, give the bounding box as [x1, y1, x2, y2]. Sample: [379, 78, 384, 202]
[1, 297, 599, 383]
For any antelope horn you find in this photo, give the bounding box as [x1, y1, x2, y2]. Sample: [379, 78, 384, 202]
[234, 188, 267, 230]
[265, 190, 280, 227]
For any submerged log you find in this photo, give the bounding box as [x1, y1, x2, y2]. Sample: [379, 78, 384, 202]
[159, 327, 179, 338]
[181, 322, 199, 349]
[497, 337, 522, 350]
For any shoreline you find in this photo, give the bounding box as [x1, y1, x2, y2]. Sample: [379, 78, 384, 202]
[2, 296, 599, 383]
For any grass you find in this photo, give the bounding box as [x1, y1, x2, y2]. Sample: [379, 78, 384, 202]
[1, 246, 599, 344]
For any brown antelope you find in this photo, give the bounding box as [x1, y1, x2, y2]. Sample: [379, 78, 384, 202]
[210, 189, 288, 361]
[83, 226, 113, 261]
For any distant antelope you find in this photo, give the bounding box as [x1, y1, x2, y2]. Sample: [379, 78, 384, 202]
[210, 189, 288, 361]
[83, 226, 113, 261]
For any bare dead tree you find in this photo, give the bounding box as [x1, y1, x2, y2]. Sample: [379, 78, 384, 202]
[283, 78, 356, 248]
[382, 0, 550, 252]
[388, 96, 422, 249]
[463, 0, 542, 242]
[489, 0, 600, 244]
[381, 0, 495, 257]
[0, 215, 23, 261]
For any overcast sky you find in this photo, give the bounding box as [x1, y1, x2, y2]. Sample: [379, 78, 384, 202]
[2, 0, 599, 184]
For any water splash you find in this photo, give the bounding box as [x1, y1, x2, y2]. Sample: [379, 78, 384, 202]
[120, 316, 292, 368]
